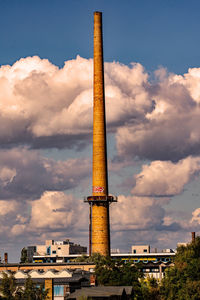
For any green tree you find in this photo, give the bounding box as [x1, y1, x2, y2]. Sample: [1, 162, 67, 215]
[160, 236, 200, 300]
[93, 254, 143, 299]
[20, 248, 28, 264]
[22, 276, 48, 300]
[0, 273, 18, 299]
[141, 277, 160, 300]
[73, 252, 102, 263]
[0, 273, 21, 300]
[34, 283, 49, 300]
[73, 255, 89, 262]
[0, 273, 48, 300]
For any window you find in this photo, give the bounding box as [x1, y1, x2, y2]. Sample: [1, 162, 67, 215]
[54, 286, 64, 297]
[151, 268, 159, 272]
[52, 250, 56, 254]
[58, 247, 61, 250]
[143, 249, 147, 253]
[133, 249, 136, 254]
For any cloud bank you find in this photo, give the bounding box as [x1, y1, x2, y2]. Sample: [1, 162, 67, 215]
[1, 55, 200, 163]
[0, 148, 90, 201]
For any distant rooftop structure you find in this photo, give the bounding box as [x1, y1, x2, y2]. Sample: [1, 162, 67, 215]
[162, 249, 175, 253]
[111, 248, 120, 254]
[45, 239, 73, 246]
[67, 286, 134, 300]
[132, 245, 150, 254]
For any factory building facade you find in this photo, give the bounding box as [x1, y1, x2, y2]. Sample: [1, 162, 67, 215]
[25, 239, 87, 263]
[0, 268, 92, 300]
[36, 240, 87, 256]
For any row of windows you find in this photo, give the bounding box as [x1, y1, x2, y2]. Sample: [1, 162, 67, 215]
[142, 268, 159, 272]
[121, 257, 172, 263]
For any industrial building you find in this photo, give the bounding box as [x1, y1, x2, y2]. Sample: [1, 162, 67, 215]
[36, 240, 87, 257]
[0, 268, 92, 300]
[0, 254, 174, 284]
[31, 251, 175, 265]
[25, 239, 87, 263]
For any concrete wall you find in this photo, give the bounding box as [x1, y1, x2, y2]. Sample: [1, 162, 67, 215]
[36, 245, 47, 255]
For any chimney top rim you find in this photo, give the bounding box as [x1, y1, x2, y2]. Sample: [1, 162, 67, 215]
[94, 11, 102, 15]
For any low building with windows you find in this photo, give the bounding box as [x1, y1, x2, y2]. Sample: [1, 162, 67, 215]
[0, 268, 92, 300]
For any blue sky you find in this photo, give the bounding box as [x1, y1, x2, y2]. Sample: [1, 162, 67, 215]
[1, 0, 200, 73]
[0, 0, 200, 261]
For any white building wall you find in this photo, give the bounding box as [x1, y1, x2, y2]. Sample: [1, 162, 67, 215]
[36, 240, 86, 256]
[51, 244, 70, 256]
[36, 245, 47, 255]
[132, 245, 150, 254]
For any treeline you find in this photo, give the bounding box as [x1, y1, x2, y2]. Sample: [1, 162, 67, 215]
[76, 237, 200, 300]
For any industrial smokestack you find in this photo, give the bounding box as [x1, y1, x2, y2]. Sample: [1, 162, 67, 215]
[92, 11, 108, 197]
[92, 11, 110, 256]
[85, 12, 117, 256]
[192, 232, 196, 242]
[4, 252, 8, 264]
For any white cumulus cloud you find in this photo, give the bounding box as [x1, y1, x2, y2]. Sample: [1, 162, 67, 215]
[132, 156, 200, 197]
[0, 56, 153, 150]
